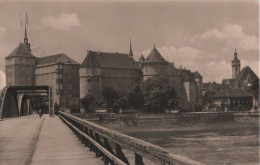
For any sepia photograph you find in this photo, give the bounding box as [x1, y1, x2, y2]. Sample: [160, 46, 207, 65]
[0, 0, 259, 165]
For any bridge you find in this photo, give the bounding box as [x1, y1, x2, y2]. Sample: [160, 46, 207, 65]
[0, 111, 207, 165]
[0, 86, 52, 119]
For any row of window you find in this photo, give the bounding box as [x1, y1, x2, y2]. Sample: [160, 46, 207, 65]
[232, 99, 252, 104]
[87, 78, 100, 83]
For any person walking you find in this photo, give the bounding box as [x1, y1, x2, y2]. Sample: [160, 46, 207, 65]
[39, 109, 43, 118]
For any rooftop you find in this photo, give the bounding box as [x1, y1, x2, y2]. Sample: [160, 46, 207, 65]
[6, 43, 35, 58]
[81, 50, 139, 69]
[144, 47, 168, 63]
[36, 53, 79, 65]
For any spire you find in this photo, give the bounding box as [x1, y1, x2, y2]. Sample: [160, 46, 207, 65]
[23, 13, 31, 52]
[234, 45, 237, 58]
[128, 37, 133, 58]
[154, 43, 156, 48]
[24, 23, 28, 44]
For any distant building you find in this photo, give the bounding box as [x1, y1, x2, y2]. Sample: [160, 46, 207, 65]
[205, 48, 259, 111]
[223, 49, 259, 89]
[5, 26, 80, 109]
[211, 89, 253, 111]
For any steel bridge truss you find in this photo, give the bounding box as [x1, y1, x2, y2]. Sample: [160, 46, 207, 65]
[0, 86, 53, 119]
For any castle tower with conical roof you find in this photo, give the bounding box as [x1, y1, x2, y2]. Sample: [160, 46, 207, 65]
[5, 23, 36, 86]
[141, 44, 168, 81]
[232, 47, 241, 79]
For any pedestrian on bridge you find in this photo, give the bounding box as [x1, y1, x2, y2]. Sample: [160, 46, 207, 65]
[39, 109, 43, 118]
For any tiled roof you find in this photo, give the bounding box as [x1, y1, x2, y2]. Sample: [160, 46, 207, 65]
[36, 53, 79, 65]
[144, 47, 167, 63]
[236, 66, 258, 82]
[80, 50, 139, 69]
[192, 71, 202, 78]
[204, 82, 231, 91]
[212, 89, 252, 98]
[7, 43, 35, 58]
[181, 69, 196, 82]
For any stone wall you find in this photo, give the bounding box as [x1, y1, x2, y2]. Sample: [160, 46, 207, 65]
[81, 112, 259, 128]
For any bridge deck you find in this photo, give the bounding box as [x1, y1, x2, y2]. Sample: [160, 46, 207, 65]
[0, 115, 103, 165]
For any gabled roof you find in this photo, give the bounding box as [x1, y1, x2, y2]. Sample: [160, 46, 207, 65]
[181, 69, 196, 82]
[236, 66, 259, 82]
[6, 43, 35, 58]
[192, 71, 203, 78]
[36, 53, 79, 65]
[144, 47, 167, 63]
[80, 50, 139, 69]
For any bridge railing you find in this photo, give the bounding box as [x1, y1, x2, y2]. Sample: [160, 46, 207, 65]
[58, 112, 206, 165]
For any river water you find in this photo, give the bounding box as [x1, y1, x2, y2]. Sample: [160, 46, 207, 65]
[118, 122, 259, 165]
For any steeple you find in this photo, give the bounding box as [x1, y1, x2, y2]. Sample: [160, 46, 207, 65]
[24, 24, 28, 44]
[128, 37, 133, 58]
[234, 45, 237, 58]
[231, 46, 240, 79]
[23, 21, 31, 52]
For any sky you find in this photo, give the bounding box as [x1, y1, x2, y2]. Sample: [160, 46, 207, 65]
[0, 1, 259, 89]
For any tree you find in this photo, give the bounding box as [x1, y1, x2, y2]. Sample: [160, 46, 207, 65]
[102, 87, 119, 109]
[140, 76, 178, 113]
[80, 94, 96, 113]
[113, 96, 128, 112]
[127, 85, 144, 113]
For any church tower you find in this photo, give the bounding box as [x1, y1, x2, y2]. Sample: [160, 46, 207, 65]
[5, 23, 36, 86]
[231, 47, 241, 79]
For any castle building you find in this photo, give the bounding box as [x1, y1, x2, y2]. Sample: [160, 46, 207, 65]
[141, 45, 169, 81]
[5, 27, 35, 86]
[80, 42, 203, 110]
[79, 41, 141, 100]
[5, 25, 80, 109]
[5, 24, 203, 111]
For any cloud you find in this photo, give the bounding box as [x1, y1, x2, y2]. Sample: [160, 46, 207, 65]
[0, 70, 6, 90]
[41, 13, 81, 31]
[190, 24, 258, 51]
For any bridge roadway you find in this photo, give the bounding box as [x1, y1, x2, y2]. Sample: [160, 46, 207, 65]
[0, 115, 103, 165]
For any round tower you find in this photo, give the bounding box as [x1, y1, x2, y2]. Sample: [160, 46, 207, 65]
[141, 44, 168, 81]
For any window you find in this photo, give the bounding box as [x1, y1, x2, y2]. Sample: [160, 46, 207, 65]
[88, 79, 91, 83]
[88, 89, 91, 92]
[97, 78, 100, 83]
